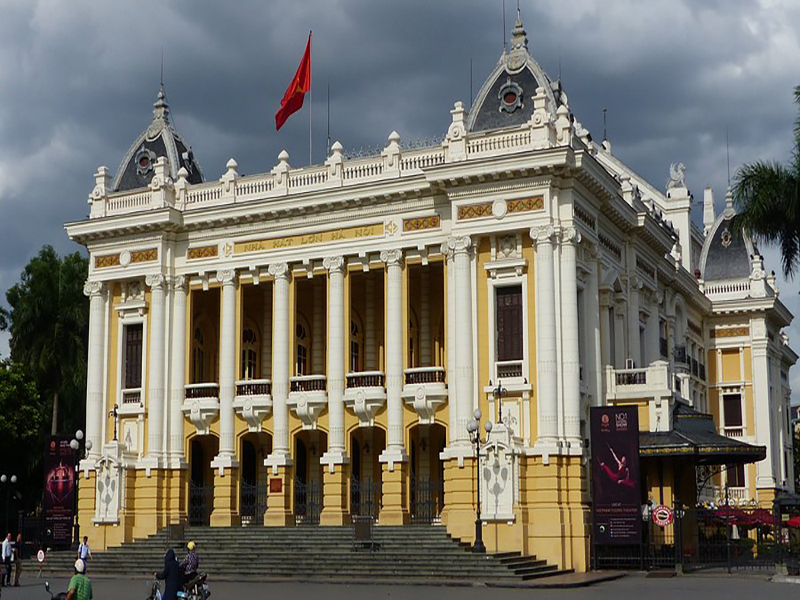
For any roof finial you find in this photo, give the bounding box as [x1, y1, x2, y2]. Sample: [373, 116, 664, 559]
[509, 3, 527, 52]
[517, 0, 521, 20]
[160, 48, 164, 89]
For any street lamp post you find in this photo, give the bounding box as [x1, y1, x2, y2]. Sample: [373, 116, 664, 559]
[70, 430, 93, 549]
[466, 408, 492, 554]
[492, 380, 507, 424]
[0, 474, 17, 534]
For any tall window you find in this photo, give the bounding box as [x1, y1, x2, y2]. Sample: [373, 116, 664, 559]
[723, 393, 743, 428]
[192, 327, 205, 383]
[726, 463, 746, 488]
[296, 323, 308, 376]
[350, 320, 361, 372]
[124, 324, 143, 389]
[608, 307, 617, 367]
[241, 327, 258, 380]
[496, 285, 523, 361]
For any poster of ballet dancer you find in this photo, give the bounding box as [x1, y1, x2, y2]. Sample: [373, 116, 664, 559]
[591, 406, 641, 544]
[42, 436, 76, 548]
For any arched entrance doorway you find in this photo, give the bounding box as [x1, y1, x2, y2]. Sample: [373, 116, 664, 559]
[239, 432, 272, 526]
[350, 427, 386, 519]
[294, 430, 326, 525]
[410, 423, 446, 524]
[189, 435, 218, 526]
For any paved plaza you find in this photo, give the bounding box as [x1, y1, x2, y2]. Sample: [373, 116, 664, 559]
[0, 572, 795, 600]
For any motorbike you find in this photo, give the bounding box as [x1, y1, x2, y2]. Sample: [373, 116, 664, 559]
[148, 573, 210, 600]
[44, 581, 68, 600]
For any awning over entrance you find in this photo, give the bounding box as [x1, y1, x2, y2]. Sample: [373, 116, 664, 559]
[639, 404, 766, 465]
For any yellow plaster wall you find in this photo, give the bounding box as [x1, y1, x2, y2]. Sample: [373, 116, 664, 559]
[721, 349, 740, 382]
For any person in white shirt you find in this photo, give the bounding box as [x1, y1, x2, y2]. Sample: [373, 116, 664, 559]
[77, 536, 91, 566]
[1, 533, 12, 587]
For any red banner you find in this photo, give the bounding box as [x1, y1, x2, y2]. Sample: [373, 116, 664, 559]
[43, 436, 76, 548]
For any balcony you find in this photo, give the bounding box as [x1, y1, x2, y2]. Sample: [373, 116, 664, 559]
[182, 383, 220, 435]
[288, 375, 327, 430]
[344, 371, 386, 428]
[699, 363, 706, 381]
[673, 345, 690, 370]
[403, 366, 447, 425]
[233, 378, 273, 433]
[118, 388, 144, 416]
[605, 361, 675, 403]
[121, 388, 141, 405]
[691, 358, 699, 377]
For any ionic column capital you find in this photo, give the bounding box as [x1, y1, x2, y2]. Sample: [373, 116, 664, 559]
[215, 269, 237, 286]
[145, 273, 166, 290]
[561, 226, 581, 245]
[380, 248, 404, 267]
[171, 275, 187, 293]
[530, 224, 556, 245]
[445, 235, 472, 255]
[323, 255, 345, 273]
[83, 280, 105, 298]
[268, 262, 290, 280]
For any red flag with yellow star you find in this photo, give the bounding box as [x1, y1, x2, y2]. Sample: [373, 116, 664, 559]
[275, 32, 311, 131]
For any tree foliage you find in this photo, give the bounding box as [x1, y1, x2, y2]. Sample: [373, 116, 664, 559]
[732, 86, 800, 277]
[0, 245, 89, 435]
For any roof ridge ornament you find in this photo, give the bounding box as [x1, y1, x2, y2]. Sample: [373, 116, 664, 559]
[506, 17, 528, 72]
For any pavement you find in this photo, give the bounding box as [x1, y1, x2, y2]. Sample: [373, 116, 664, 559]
[0, 571, 796, 599]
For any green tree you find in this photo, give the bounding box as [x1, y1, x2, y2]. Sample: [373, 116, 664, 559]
[0, 246, 89, 435]
[732, 86, 800, 276]
[0, 360, 47, 514]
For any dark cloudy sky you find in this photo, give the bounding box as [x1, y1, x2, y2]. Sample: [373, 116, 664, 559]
[1, 0, 799, 398]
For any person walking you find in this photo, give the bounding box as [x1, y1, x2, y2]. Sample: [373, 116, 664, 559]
[77, 536, 91, 569]
[12, 533, 22, 586]
[156, 548, 182, 600]
[1, 533, 12, 587]
[67, 558, 92, 600]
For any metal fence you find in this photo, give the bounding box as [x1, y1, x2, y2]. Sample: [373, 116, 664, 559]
[188, 483, 213, 527]
[350, 478, 381, 520]
[240, 482, 268, 527]
[294, 478, 321, 525]
[410, 477, 444, 524]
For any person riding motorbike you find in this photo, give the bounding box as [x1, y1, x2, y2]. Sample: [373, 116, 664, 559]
[179, 541, 199, 585]
[155, 549, 181, 600]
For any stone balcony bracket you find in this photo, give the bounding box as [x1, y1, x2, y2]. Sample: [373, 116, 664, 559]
[343, 371, 387, 427]
[287, 375, 328, 430]
[182, 383, 220, 436]
[232, 378, 273, 433]
[402, 367, 447, 425]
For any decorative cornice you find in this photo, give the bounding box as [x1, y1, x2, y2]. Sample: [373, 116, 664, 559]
[380, 248, 403, 266]
[402, 215, 440, 232]
[187, 245, 218, 260]
[268, 262, 289, 279]
[322, 255, 345, 273]
[574, 203, 596, 229]
[83, 280, 105, 297]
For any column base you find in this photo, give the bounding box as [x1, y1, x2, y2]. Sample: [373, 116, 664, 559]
[320, 462, 351, 526]
[264, 464, 294, 527]
[210, 466, 240, 527]
[379, 461, 409, 525]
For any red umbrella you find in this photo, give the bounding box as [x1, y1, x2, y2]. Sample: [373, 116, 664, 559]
[787, 516, 800, 528]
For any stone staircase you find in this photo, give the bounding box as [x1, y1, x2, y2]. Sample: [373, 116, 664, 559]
[34, 526, 569, 583]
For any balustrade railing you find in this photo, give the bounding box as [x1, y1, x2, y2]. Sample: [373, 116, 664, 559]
[121, 388, 142, 405]
[404, 366, 446, 385]
[615, 369, 647, 386]
[346, 371, 385, 389]
[496, 360, 523, 379]
[290, 375, 327, 393]
[184, 383, 220, 399]
[723, 426, 744, 439]
[236, 379, 272, 397]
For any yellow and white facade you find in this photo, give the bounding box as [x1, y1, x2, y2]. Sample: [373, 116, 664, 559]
[66, 18, 794, 571]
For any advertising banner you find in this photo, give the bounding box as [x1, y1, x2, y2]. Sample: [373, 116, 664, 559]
[591, 406, 641, 545]
[42, 436, 76, 548]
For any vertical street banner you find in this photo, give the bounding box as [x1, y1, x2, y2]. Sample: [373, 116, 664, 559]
[43, 436, 76, 548]
[591, 406, 641, 544]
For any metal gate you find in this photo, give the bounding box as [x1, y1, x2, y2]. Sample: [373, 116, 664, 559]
[294, 478, 322, 525]
[189, 483, 213, 527]
[240, 482, 268, 526]
[410, 477, 443, 524]
[351, 478, 382, 519]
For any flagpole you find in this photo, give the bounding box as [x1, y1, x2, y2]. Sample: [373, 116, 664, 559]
[309, 31, 313, 165]
[326, 81, 331, 158]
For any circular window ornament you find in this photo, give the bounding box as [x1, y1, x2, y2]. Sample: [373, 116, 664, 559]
[498, 77, 524, 114]
[135, 146, 157, 176]
[720, 228, 733, 248]
[492, 199, 508, 219]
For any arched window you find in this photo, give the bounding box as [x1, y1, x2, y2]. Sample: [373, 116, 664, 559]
[193, 326, 205, 383]
[241, 325, 258, 380]
[296, 321, 309, 376]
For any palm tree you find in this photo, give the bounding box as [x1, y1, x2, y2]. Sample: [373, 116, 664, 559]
[732, 86, 800, 277]
[0, 246, 89, 434]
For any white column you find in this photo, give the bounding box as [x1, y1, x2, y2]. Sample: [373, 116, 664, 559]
[560, 228, 582, 446]
[419, 267, 431, 367]
[261, 286, 272, 379]
[531, 226, 558, 446]
[266, 263, 292, 467]
[322, 256, 347, 464]
[213, 269, 237, 466]
[312, 278, 325, 374]
[585, 249, 603, 407]
[83, 280, 106, 460]
[752, 329, 776, 489]
[145, 273, 166, 461]
[168, 276, 187, 464]
[627, 275, 641, 367]
[442, 245, 459, 447]
[365, 274, 376, 371]
[450, 236, 474, 447]
[380, 249, 407, 463]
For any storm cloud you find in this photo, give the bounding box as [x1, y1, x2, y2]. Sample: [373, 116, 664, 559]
[0, 0, 798, 397]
